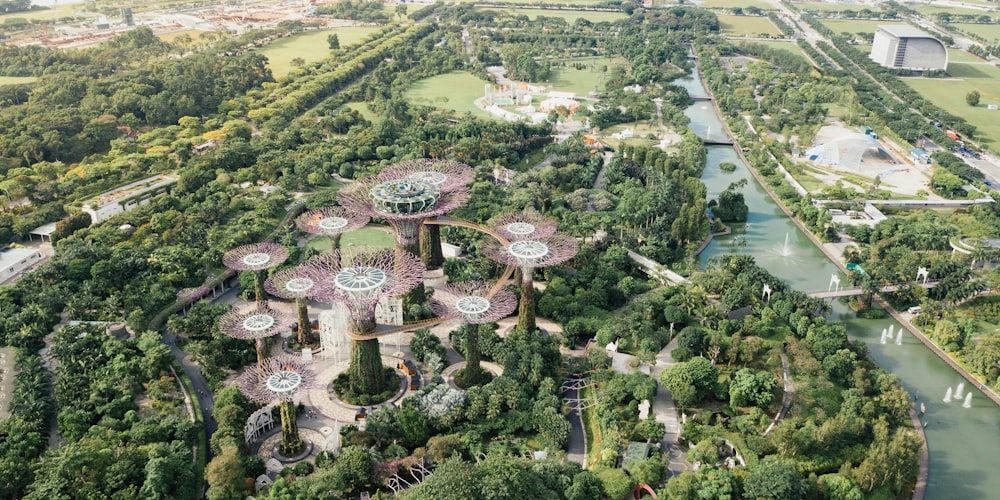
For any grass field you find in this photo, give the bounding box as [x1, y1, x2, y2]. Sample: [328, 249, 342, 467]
[912, 4, 991, 17]
[904, 64, 1000, 146]
[547, 56, 621, 96]
[0, 76, 37, 86]
[818, 18, 888, 35]
[258, 26, 381, 77]
[951, 22, 1000, 42]
[745, 40, 809, 60]
[701, 0, 772, 9]
[156, 29, 202, 44]
[405, 71, 494, 118]
[718, 14, 781, 36]
[948, 48, 988, 63]
[305, 227, 394, 252]
[496, 7, 627, 23]
[790, 2, 880, 12]
[0, 4, 79, 21]
[343, 102, 378, 123]
[455, 0, 611, 5]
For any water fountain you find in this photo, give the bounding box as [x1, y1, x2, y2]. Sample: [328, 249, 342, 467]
[955, 382, 965, 400]
[920, 402, 926, 414]
[895, 330, 903, 345]
[777, 232, 793, 257]
[888, 324, 894, 339]
[880, 328, 887, 345]
[964, 393, 973, 408]
[944, 386, 953, 403]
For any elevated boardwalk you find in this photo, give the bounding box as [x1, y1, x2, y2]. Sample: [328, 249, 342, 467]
[626, 250, 689, 285]
[690, 95, 712, 101]
[703, 138, 735, 146]
[806, 280, 939, 299]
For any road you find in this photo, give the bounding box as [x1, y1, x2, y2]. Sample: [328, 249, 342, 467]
[564, 385, 586, 465]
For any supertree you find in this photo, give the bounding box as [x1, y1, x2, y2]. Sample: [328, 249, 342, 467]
[377, 159, 475, 269]
[489, 211, 559, 242]
[237, 358, 316, 457]
[430, 281, 516, 386]
[295, 206, 370, 253]
[265, 265, 321, 347]
[482, 232, 578, 333]
[338, 173, 470, 317]
[219, 301, 294, 370]
[302, 248, 425, 396]
[222, 242, 290, 305]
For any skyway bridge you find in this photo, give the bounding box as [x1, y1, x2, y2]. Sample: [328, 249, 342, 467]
[806, 280, 940, 299]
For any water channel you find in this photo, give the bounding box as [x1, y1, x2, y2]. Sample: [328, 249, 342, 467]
[677, 70, 1000, 499]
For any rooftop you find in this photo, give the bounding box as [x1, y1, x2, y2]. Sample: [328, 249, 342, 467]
[878, 24, 936, 39]
[0, 247, 41, 267]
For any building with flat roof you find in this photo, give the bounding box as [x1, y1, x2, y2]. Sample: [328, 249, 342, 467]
[0, 247, 43, 283]
[870, 25, 947, 71]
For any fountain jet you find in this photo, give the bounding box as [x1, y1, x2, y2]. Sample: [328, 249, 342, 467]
[895, 330, 903, 345]
[944, 386, 953, 403]
[963, 393, 973, 408]
[955, 382, 965, 400]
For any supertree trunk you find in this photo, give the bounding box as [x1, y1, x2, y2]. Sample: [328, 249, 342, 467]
[465, 325, 483, 384]
[295, 297, 312, 345]
[255, 270, 266, 305]
[518, 267, 536, 333]
[255, 338, 268, 371]
[397, 226, 427, 320]
[279, 400, 304, 456]
[347, 313, 386, 395]
[420, 221, 445, 270]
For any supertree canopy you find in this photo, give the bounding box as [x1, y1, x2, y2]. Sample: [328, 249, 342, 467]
[295, 206, 369, 246]
[339, 176, 469, 318]
[265, 265, 322, 347]
[488, 211, 559, 242]
[377, 160, 474, 269]
[237, 358, 316, 456]
[431, 281, 517, 386]
[222, 242, 290, 304]
[482, 232, 578, 333]
[302, 248, 426, 396]
[218, 301, 294, 369]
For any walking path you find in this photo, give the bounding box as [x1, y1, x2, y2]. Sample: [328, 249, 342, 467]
[763, 353, 793, 436]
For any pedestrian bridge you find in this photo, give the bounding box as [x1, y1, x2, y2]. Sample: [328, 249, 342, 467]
[807, 280, 940, 299]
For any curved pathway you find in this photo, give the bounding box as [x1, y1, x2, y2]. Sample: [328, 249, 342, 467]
[763, 352, 793, 436]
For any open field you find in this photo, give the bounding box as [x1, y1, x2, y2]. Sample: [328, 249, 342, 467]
[718, 14, 781, 36]
[0, 4, 79, 21]
[904, 65, 1000, 146]
[818, 18, 889, 35]
[700, 0, 772, 9]
[743, 40, 808, 60]
[405, 71, 494, 118]
[0, 76, 38, 86]
[156, 29, 202, 44]
[951, 22, 1000, 42]
[258, 26, 381, 77]
[342, 102, 378, 123]
[305, 227, 394, 252]
[455, 0, 611, 4]
[790, 2, 880, 12]
[948, 48, 988, 63]
[912, 4, 992, 17]
[547, 56, 620, 96]
[489, 7, 628, 23]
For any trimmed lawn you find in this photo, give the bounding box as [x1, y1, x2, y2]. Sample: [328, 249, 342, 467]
[258, 26, 381, 77]
[951, 22, 1000, 42]
[343, 102, 379, 123]
[718, 14, 781, 36]
[0, 76, 37, 86]
[818, 18, 888, 35]
[157, 29, 202, 44]
[1, 4, 79, 21]
[904, 65, 1000, 146]
[405, 71, 494, 118]
[306, 227, 394, 252]
[496, 7, 627, 23]
[913, 5, 991, 17]
[791, 2, 880, 12]
[702, 0, 772, 9]
[743, 40, 808, 61]
[547, 56, 621, 96]
[948, 48, 988, 63]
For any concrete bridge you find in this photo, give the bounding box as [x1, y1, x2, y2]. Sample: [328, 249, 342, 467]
[626, 250, 689, 285]
[807, 280, 940, 299]
[690, 95, 713, 101]
[703, 138, 735, 146]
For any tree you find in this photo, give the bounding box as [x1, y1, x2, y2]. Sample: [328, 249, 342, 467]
[729, 368, 777, 408]
[966, 90, 980, 107]
[566, 470, 605, 500]
[660, 357, 718, 406]
[743, 457, 807, 500]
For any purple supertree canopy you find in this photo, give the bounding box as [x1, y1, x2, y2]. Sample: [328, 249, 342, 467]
[488, 212, 559, 242]
[295, 206, 370, 237]
[481, 232, 579, 269]
[430, 281, 517, 324]
[265, 265, 318, 300]
[218, 301, 295, 340]
[222, 242, 290, 271]
[337, 176, 471, 225]
[377, 159, 475, 193]
[299, 248, 426, 316]
[237, 357, 317, 403]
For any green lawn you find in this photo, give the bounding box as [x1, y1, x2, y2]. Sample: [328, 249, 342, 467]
[702, 0, 772, 9]
[718, 14, 782, 36]
[405, 71, 494, 118]
[257, 26, 381, 77]
[0, 76, 37, 86]
[497, 7, 627, 23]
[305, 227, 394, 252]
[156, 29, 202, 44]
[791, 2, 879, 12]
[818, 18, 888, 36]
[1, 4, 79, 21]
[951, 22, 1000, 42]
[904, 65, 1000, 146]
[547, 57, 621, 96]
[948, 48, 988, 63]
[912, 5, 991, 17]
[342, 102, 379, 123]
[743, 40, 808, 60]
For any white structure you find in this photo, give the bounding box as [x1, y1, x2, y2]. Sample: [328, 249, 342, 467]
[805, 133, 886, 171]
[319, 304, 350, 363]
[81, 175, 176, 224]
[869, 25, 947, 71]
[0, 247, 43, 283]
